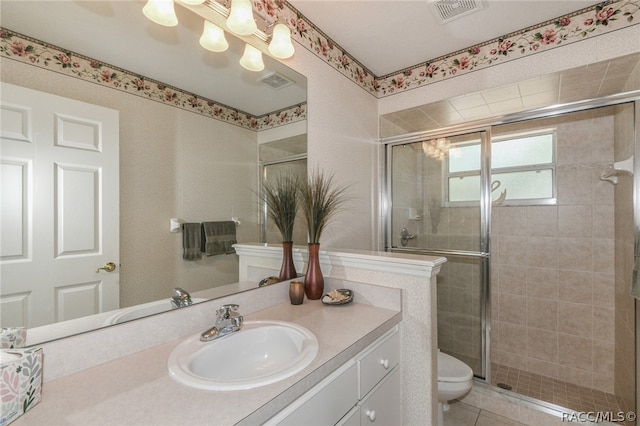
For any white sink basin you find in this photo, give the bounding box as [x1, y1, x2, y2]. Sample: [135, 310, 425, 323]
[103, 298, 206, 325]
[168, 320, 319, 390]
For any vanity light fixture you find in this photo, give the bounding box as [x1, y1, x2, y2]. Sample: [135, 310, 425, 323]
[239, 43, 265, 72]
[199, 20, 229, 52]
[142, 0, 295, 70]
[142, 0, 179, 27]
[226, 0, 258, 36]
[268, 23, 295, 59]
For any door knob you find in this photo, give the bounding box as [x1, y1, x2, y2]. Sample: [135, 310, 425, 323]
[96, 262, 117, 273]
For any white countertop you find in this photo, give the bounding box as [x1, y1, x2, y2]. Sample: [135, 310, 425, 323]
[15, 300, 401, 426]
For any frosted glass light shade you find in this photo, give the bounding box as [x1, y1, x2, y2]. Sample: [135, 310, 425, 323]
[142, 0, 178, 27]
[268, 23, 294, 59]
[199, 21, 229, 52]
[226, 0, 257, 36]
[239, 44, 264, 72]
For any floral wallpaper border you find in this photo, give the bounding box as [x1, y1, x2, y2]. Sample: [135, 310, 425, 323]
[260, 0, 639, 98]
[374, 0, 640, 97]
[0, 29, 307, 132]
[1, 0, 638, 117]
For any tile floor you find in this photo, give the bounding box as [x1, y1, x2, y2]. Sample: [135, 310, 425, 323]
[490, 363, 621, 414]
[443, 400, 527, 426]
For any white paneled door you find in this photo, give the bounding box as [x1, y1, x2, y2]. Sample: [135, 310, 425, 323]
[0, 83, 119, 328]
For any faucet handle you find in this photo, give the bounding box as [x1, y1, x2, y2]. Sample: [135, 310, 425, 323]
[216, 304, 239, 319]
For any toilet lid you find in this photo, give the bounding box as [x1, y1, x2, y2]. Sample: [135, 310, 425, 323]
[438, 351, 473, 382]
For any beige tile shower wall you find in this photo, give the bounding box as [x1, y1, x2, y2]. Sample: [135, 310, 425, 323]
[491, 108, 616, 393]
[613, 103, 636, 416]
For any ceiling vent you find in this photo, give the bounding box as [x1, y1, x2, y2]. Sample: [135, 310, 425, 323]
[258, 72, 293, 90]
[428, 0, 484, 24]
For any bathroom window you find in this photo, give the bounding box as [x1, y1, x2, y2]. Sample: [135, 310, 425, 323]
[446, 130, 556, 205]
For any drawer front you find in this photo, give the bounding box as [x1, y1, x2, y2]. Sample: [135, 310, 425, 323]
[336, 406, 360, 426]
[278, 363, 358, 426]
[359, 366, 401, 426]
[358, 329, 400, 398]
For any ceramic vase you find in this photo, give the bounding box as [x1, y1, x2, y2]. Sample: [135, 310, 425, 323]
[304, 243, 324, 299]
[279, 241, 297, 281]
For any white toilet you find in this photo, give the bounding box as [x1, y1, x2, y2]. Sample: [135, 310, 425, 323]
[437, 351, 473, 426]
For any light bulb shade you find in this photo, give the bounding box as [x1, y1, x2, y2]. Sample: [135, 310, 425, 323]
[239, 44, 264, 72]
[142, 0, 178, 27]
[268, 23, 295, 59]
[178, 0, 206, 4]
[226, 0, 257, 36]
[199, 21, 229, 52]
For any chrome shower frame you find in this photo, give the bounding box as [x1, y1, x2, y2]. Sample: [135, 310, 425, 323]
[381, 90, 640, 414]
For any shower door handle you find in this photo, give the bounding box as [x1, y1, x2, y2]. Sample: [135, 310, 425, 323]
[400, 228, 415, 246]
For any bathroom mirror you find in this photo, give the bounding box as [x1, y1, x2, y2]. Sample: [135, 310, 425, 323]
[0, 1, 307, 345]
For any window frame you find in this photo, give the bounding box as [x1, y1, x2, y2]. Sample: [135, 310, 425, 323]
[444, 129, 558, 207]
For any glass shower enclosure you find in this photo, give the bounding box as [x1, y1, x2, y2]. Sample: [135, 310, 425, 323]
[388, 130, 491, 380]
[385, 100, 638, 418]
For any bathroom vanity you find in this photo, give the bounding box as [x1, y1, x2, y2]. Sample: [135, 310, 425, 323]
[12, 247, 444, 425]
[13, 289, 401, 425]
[268, 325, 401, 425]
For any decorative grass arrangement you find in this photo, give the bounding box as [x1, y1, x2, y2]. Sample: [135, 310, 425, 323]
[299, 170, 349, 244]
[260, 174, 300, 242]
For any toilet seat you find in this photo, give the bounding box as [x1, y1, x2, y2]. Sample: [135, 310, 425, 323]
[438, 351, 473, 383]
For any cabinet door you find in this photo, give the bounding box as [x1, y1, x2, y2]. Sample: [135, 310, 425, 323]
[359, 366, 401, 426]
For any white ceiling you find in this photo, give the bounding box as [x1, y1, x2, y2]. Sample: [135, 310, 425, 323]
[289, 0, 601, 76]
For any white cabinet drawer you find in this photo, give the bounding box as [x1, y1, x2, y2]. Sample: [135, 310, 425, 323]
[276, 362, 358, 426]
[359, 366, 401, 426]
[336, 406, 360, 426]
[358, 328, 400, 398]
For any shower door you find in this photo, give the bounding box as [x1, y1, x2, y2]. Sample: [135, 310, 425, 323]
[387, 130, 491, 379]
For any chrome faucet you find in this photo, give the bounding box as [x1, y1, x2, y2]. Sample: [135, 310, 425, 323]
[200, 304, 243, 342]
[171, 287, 193, 309]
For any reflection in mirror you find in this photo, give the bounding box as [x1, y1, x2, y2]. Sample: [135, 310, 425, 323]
[0, 1, 307, 346]
[259, 136, 308, 244]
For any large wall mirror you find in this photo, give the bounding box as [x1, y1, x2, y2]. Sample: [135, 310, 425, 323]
[0, 1, 307, 345]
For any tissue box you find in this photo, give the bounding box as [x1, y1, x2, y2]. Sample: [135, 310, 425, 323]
[0, 328, 27, 349]
[0, 347, 43, 426]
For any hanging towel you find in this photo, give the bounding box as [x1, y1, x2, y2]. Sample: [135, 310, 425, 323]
[201, 221, 237, 256]
[182, 223, 202, 261]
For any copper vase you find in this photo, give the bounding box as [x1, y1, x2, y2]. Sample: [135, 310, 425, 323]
[289, 281, 305, 305]
[304, 243, 324, 299]
[279, 241, 297, 281]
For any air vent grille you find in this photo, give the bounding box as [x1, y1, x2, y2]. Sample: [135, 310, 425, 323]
[259, 72, 293, 90]
[428, 0, 483, 24]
